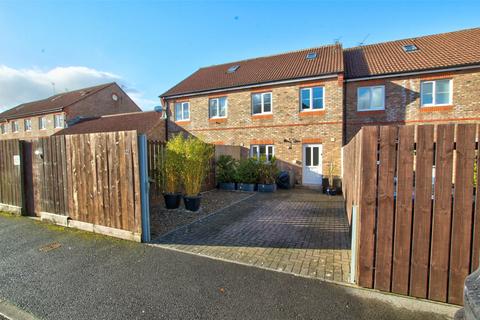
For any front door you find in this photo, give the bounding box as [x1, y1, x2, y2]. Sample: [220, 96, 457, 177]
[302, 144, 322, 186]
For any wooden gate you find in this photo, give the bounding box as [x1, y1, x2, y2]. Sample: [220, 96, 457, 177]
[0, 139, 24, 213]
[343, 123, 480, 305]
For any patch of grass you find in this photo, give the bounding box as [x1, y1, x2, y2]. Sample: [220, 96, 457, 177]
[0, 211, 21, 219]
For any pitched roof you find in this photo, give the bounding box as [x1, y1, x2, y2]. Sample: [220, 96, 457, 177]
[161, 44, 343, 97]
[54, 111, 163, 136]
[345, 28, 480, 79]
[0, 82, 115, 120]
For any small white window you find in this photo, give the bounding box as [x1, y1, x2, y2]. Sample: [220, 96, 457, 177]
[174, 102, 190, 121]
[0, 123, 6, 134]
[39, 116, 47, 130]
[420, 79, 452, 107]
[209, 97, 227, 118]
[11, 121, 19, 133]
[252, 92, 272, 115]
[24, 119, 32, 131]
[300, 86, 325, 111]
[54, 114, 65, 128]
[357, 86, 385, 111]
[250, 144, 274, 162]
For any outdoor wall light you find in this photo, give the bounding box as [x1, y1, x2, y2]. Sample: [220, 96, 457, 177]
[34, 148, 43, 159]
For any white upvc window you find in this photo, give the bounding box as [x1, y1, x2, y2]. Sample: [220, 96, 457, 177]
[174, 102, 190, 121]
[250, 144, 274, 162]
[0, 123, 6, 134]
[252, 92, 272, 115]
[420, 79, 452, 106]
[357, 85, 385, 111]
[11, 121, 19, 133]
[24, 119, 32, 131]
[300, 86, 325, 111]
[39, 116, 47, 130]
[54, 114, 65, 128]
[209, 97, 227, 118]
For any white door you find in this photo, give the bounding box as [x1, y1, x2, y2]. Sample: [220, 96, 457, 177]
[302, 144, 323, 185]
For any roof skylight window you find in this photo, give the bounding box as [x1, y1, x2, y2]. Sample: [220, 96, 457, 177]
[403, 44, 418, 52]
[227, 65, 240, 73]
[306, 52, 317, 60]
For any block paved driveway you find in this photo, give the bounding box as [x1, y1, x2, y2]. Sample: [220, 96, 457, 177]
[153, 188, 351, 283]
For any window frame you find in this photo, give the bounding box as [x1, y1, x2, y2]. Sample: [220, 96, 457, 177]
[0, 123, 6, 134]
[300, 86, 325, 111]
[356, 85, 385, 112]
[174, 102, 190, 122]
[251, 92, 273, 115]
[54, 114, 65, 129]
[250, 144, 275, 162]
[420, 79, 453, 107]
[39, 116, 47, 130]
[208, 97, 228, 119]
[11, 121, 19, 133]
[24, 119, 32, 131]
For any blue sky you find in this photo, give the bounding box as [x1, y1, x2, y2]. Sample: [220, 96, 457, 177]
[0, 0, 478, 111]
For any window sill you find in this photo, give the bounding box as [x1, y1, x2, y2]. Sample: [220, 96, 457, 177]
[420, 105, 453, 112]
[208, 118, 227, 123]
[299, 110, 326, 117]
[174, 120, 191, 125]
[356, 110, 386, 116]
[251, 114, 273, 120]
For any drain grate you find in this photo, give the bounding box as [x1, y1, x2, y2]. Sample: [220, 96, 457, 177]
[39, 242, 62, 252]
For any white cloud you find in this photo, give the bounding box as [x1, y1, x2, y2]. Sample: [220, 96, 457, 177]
[0, 65, 153, 111]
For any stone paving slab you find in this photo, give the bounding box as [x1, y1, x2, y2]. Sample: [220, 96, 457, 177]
[153, 188, 351, 283]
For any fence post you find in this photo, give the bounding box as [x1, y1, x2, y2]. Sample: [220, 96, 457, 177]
[350, 205, 358, 284]
[138, 134, 151, 243]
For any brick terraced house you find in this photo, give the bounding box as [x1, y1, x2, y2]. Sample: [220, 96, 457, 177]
[163, 27, 480, 186]
[0, 82, 141, 140]
[161, 45, 345, 186]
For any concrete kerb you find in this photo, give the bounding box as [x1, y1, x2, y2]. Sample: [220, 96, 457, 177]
[0, 298, 39, 320]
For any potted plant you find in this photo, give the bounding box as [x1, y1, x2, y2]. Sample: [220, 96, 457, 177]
[257, 156, 279, 192]
[325, 161, 337, 195]
[181, 136, 214, 212]
[216, 155, 237, 190]
[160, 135, 184, 209]
[235, 158, 258, 192]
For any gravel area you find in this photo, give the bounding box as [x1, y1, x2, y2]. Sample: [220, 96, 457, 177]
[150, 189, 254, 239]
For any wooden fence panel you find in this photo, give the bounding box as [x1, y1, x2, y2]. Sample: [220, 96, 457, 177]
[473, 128, 480, 272]
[374, 126, 397, 291]
[449, 124, 477, 305]
[429, 124, 455, 302]
[391, 125, 415, 295]
[0, 139, 23, 209]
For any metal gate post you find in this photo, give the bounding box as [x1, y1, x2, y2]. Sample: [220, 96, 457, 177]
[138, 134, 151, 243]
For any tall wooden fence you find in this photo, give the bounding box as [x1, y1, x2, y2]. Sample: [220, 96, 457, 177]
[343, 123, 480, 305]
[0, 139, 23, 212]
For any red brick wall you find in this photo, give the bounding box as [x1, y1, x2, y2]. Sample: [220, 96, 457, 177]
[345, 68, 480, 142]
[166, 75, 344, 184]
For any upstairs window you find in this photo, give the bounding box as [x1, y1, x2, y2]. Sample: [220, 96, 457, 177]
[24, 119, 32, 131]
[357, 85, 385, 111]
[252, 92, 272, 115]
[39, 116, 47, 130]
[300, 86, 325, 111]
[209, 97, 227, 118]
[0, 123, 6, 134]
[54, 114, 65, 128]
[174, 102, 190, 121]
[11, 121, 19, 133]
[251, 144, 274, 162]
[421, 79, 452, 106]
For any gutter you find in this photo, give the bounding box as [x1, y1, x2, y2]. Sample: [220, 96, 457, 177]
[345, 64, 480, 82]
[1, 107, 64, 121]
[160, 73, 340, 99]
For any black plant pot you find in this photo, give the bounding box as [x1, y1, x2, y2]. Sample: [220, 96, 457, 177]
[184, 195, 202, 212]
[163, 193, 182, 209]
[219, 182, 236, 191]
[258, 184, 277, 193]
[326, 187, 337, 196]
[237, 183, 255, 192]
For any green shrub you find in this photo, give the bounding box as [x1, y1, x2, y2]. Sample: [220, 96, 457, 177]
[216, 155, 237, 183]
[181, 136, 214, 196]
[235, 158, 259, 184]
[158, 135, 184, 194]
[257, 156, 279, 184]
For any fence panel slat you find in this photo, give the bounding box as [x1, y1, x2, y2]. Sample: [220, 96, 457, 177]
[429, 124, 455, 302]
[374, 126, 397, 291]
[473, 124, 480, 272]
[392, 125, 415, 295]
[449, 123, 477, 305]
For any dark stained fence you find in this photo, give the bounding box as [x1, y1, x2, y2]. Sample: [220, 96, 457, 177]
[0, 139, 24, 210]
[343, 123, 480, 305]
